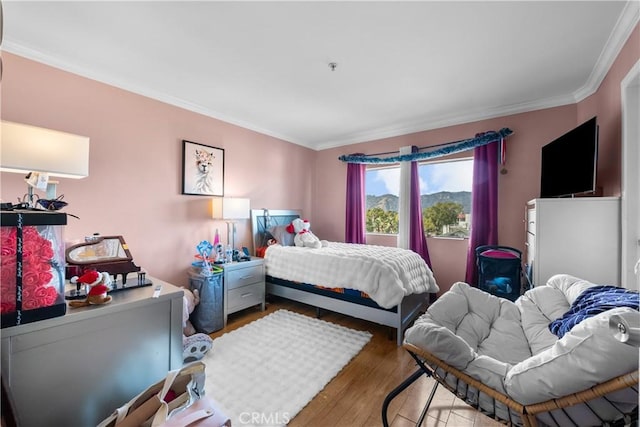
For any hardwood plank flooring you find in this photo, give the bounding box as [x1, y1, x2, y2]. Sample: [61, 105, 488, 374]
[209, 297, 505, 427]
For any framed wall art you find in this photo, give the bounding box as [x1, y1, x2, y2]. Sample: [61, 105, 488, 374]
[182, 140, 224, 196]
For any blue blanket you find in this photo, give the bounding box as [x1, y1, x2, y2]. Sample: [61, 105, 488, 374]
[549, 285, 639, 338]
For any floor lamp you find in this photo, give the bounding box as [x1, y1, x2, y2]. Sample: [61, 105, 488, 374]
[212, 197, 251, 259]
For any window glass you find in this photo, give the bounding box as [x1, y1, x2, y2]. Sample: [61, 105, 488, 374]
[365, 158, 473, 238]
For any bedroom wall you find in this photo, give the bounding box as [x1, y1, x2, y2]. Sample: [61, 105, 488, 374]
[313, 22, 639, 294]
[577, 24, 640, 197]
[0, 53, 316, 287]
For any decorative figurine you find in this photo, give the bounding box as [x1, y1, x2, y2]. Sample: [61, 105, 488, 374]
[68, 270, 113, 308]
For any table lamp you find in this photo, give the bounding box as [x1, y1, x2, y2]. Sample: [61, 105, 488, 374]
[211, 197, 251, 254]
[1, 121, 90, 208]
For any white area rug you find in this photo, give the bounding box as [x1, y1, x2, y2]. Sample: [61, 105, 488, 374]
[203, 309, 372, 426]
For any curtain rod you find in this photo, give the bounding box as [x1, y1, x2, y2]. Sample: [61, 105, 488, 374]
[338, 128, 513, 164]
[366, 137, 467, 158]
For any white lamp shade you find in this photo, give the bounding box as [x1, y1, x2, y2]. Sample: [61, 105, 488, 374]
[212, 198, 251, 220]
[1, 121, 90, 178]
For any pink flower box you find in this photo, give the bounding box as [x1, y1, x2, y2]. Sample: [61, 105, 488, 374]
[1, 211, 67, 328]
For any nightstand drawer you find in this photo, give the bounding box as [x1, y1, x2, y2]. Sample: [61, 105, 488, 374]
[227, 282, 264, 312]
[222, 258, 265, 325]
[226, 265, 263, 290]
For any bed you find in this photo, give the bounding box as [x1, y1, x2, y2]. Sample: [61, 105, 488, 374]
[250, 209, 439, 345]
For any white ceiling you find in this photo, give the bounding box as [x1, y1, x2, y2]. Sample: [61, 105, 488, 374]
[2, 1, 638, 151]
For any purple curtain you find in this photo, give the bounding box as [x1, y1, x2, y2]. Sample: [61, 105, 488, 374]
[464, 141, 499, 285]
[345, 160, 366, 244]
[409, 146, 432, 266]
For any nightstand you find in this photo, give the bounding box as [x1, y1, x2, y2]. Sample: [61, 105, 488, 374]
[222, 257, 265, 325]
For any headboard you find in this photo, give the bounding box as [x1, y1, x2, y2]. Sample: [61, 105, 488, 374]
[250, 209, 301, 255]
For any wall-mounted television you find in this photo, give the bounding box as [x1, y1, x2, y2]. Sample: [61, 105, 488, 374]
[540, 117, 598, 198]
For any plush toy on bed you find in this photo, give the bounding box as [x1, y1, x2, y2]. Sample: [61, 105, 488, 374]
[286, 218, 328, 249]
[182, 287, 213, 363]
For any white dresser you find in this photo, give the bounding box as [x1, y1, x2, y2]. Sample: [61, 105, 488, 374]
[525, 197, 621, 287]
[222, 257, 265, 325]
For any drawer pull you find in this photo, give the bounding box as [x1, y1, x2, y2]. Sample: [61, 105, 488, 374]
[240, 292, 253, 298]
[240, 275, 255, 280]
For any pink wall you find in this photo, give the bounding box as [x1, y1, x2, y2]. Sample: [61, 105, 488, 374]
[1, 53, 316, 287]
[578, 24, 640, 196]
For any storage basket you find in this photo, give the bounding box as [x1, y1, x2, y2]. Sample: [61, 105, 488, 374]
[188, 262, 224, 333]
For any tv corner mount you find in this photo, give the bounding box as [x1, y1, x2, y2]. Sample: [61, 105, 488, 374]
[64, 235, 152, 300]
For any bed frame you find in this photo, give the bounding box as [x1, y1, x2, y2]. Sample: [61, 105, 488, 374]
[250, 209, 429, 345]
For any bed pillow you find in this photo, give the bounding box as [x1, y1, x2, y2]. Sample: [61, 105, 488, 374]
[268, 225, 294, 246]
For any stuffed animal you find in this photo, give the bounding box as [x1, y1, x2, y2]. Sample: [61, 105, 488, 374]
[183, 333, 213, 363]
[286, 218, 328, 249]
[181, 287, 213, 363]
[182, 287, 200, 337]
[68, 270, 113, 308]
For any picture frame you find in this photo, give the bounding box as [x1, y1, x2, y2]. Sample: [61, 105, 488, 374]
[182, 140, 224, 196]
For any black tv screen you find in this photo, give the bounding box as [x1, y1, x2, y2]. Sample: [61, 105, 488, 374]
[540, 117, 598, 198]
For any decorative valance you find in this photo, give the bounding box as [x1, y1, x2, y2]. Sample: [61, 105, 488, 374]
[338, 128, 513, 164]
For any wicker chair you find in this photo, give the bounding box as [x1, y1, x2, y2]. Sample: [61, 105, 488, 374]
[382, 276, 639, 427]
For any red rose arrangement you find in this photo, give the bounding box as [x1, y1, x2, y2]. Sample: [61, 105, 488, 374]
[1, 226, 59, 313]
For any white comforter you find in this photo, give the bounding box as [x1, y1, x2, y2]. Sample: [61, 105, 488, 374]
[264, 242, 439, 309]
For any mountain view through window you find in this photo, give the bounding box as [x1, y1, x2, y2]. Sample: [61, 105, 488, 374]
[365, 159, 473, 238]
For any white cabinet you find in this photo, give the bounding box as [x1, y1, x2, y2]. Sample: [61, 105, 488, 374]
[525, 197, 621, 287]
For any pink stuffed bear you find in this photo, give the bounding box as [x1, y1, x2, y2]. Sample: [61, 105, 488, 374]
[286, 218, 328, 249]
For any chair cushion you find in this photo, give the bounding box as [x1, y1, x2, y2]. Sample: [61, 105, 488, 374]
[504, 306, 639, 405]
[504, 274, 639, 405]
[517, 274, 618, 354]
[405, 274, 639, 406]
[404, 281, 531, 394]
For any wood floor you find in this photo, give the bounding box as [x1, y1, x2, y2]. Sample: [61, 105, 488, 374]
[209, 297, 505, 427]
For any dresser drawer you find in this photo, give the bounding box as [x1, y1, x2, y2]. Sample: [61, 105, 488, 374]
[227, 282, 264, 312]
[526, 208, 536, 234]
[226, 265, 263, 290]
[526, 231, 535, 264]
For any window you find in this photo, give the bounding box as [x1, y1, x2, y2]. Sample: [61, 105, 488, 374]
[365, 158, 473, 238]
